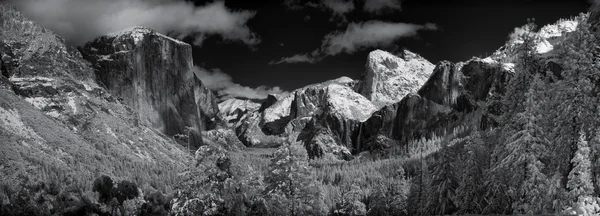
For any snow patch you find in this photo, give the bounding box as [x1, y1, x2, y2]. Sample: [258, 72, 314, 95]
[25, 97, 51, 109]
[502, 63, 515, 72]
[82, 83, 92, 91]
[67, 95, 77, 114]
[46, 111, 61, 118]
[105, 124, 118, 139]
[481, 57, 497, 64]
[325, 84, 377, 122]
[9, 76, 54, 83]
[264, 94, 294, 123]
[539, 19, 578, 39]
[536, 40, 554, 54]
[97, 55, 113, 62]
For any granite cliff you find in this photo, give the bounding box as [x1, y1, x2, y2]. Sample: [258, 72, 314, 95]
[80, 27, 221, 149]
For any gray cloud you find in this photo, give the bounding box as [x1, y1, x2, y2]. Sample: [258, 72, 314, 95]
[272, 21, 437, 64]
[284, 0, 402, 16]
[13, 0, 260, 46]
[269, 53, 322, 64]
[363, 0, 402, 14]
[322, 0, 355, 15]
[193, 66, 286, 100]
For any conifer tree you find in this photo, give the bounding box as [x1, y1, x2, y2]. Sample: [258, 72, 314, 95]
[552, 13, 600, 182]
[497, 79, 550, 214]
[455, 132, 487, 214]
[567, 132, 595, 203]
[427, 141, 458, 215]
[264, 142, 326, 216]
[407, 158, 431, 216]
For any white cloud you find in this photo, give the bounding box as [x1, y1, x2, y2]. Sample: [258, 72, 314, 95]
[321, 21, 436, 55]
[271, 21, 437, 64]
[269, 54, 320, 64]
[363, 0, 402, 14]
[14, 0, 260, 46]
[322, 0, 355, 15]
[284, 0, 403, 16]
[508, 26, 527, 42]
[193, 67, 286, 100]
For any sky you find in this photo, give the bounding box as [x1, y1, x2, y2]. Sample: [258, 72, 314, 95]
[13, 0, 592, 100]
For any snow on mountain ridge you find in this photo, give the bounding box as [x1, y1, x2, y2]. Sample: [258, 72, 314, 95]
[218, 98, 261, 125]
[360, 49, 435, 108]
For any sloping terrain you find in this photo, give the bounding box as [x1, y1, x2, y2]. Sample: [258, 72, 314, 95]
[0, 3, 219, 195]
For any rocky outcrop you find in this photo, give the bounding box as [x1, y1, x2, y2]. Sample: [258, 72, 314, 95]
[218, 98, 260, 127]
[356, 50, 434, 108]
[235, 112, 285, 147]
[298, 112, 358, 159]
[81, 27, 220, 149]
[357, 94, 451, 150]
[357, 57, 513, 152]
[0, 5, 194, 192]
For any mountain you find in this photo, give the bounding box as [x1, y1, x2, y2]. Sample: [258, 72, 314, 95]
[80, 26, 221, 149]
[235, 76, 375, 151]
[233, 51, 436, 159]
[356, 49, 435, 108]
[0, 4, 231, 201]
[218, 97, 261, 127]
[356, 17, 580, 152]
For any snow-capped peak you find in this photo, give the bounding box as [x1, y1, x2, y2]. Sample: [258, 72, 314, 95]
[361, 49, 435, 108]
[106, 26, 188, 46]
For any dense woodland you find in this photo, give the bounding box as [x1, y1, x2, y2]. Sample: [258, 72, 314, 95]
[4, 2, 600, 216]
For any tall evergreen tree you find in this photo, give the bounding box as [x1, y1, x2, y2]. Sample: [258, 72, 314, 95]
[552, 13, 600, 183]
[567, 132, 595, 203]
[407, 159, 431, 216]
[427, 141, 459, 215]
[455, 132, 487, 214]
[264, 142, 326, 216]
[497, 79, 551, 214]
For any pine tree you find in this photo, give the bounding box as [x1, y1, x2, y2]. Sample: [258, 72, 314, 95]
[455, 132, 487, 214]
[551, 13, 600, 184]
[590, 131, 600, 196]
[427, 141, 459, 215]
[407, 159, 431, 216]
[367, 168, 409, 216]
[567, 132, 595, 203]
[497, 80, 551, 214]
[264, 142, 326, 216]
[501, 19, 542, 127]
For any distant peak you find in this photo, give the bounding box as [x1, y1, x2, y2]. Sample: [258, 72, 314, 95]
[104, 26, 188, 46]
[368, 49, 425, 62]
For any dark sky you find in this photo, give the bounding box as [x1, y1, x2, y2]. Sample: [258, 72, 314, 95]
[186, 0, 590, 92]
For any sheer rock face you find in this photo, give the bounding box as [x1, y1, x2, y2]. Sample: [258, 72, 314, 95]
[0, 7, 198, 185]
[298, 112, 358, 160]
[357, 49, 434, 108]
[357, 57, 513, 151]
[81, 27, 220, 148]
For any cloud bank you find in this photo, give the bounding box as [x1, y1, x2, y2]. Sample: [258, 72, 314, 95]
[13, 0, 260, 46]
[271, 21, 437, 64]
[284, 0, 402, 15]
[363, 0, 402, 14]
[193, 67, 286, 100]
